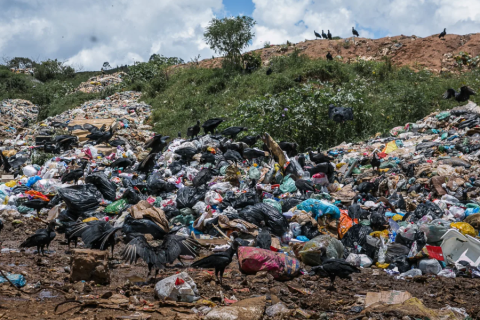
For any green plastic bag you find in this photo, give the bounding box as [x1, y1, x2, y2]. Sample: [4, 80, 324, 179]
[170, 213, 194, 226]
[436, 111, 450, 120]
[220, 165, 228, 175]
[105, 198, 128, 215]
[153, 197, 163, 208]
[249, 166, 261, 180]
[17, 205, 34, 214]
[280, 174, 297, 193]
[263, 199, 282, 213]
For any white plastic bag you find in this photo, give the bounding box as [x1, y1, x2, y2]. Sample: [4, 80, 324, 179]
[205, 191, 222, 206]
[22, 165, 37, 177]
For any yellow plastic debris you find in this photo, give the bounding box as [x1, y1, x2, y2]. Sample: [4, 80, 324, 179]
[336, 163, 346, 169]
[392, 214, 403, 221]
[82, 217, 99, 223]
[4, 180, 17, 188]
[450, 222, 477, 237]
[375, 262, 390, 269]
[382, 140, 398, 154]
[370, 230, 389, 238]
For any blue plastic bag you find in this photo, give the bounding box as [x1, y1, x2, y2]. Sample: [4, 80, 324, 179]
[465, 207, 480, 217]
[296, 199, 340, 219]
[26, 176, 42, 187]
[0, 273, 26, 288]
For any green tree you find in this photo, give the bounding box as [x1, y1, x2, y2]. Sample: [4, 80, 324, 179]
[204, 16, 256, 70]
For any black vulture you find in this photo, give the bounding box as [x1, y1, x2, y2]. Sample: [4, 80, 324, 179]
[314, 30, 322, 39]
[266, 68, 273, 76]
[187, 120, 201, 139]
[279, 142, 298, 157]
[371, 151, 381, 171]
[202, 118, 224, 135]
[294, 75, 302, 82]
[145, 135, 170, 154]
[109, 138, 127, 147]
[326, 52, 333, 61]
[61, 161, 88, 184]
[221, 126, 248, 140]
[295, 179, 315, 198]
[137, 153, 157, 174]
[175, 147, 197, 164]
[327, 30, 332, 40]
[109, 157, 134, 169]
[309, 258, 361, 288]
[443, 86, 476, 102]
[23, 199, 49, 214]
[69, 220, 116, 256]
[243, 148, 265, 162]
[240, 135, 261, 147]
[224, 149, 243, 164]
[191, 240, 239, 285]
[0, 151, 12, 172]
[308, 149, 333, 164]
[439, 28, 446, 39]
[20, 221, 57, 255]
[322, 30, 327, 39]
[200, 152, 216, 164]
[352, 27, 359, 37]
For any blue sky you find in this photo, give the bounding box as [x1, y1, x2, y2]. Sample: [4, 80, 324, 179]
[1, 0, 479, 70]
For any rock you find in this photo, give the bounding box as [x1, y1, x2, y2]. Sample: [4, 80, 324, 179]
[205, 296, 267, 320]
[70, 249, 110, 284]
[101, 291, 113, 299]
[72, 281, 85, 293]
[64, 266, 71, 273]
[265, 302, 291, 318]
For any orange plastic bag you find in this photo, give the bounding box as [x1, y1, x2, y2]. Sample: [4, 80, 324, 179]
[24, 190, 49, 202]
[338, 211, 357, 239]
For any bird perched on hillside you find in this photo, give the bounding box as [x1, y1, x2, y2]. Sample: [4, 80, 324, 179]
[266, 68, 273, 76]
[327, 30, 332, 40]
[439, 28, 446, 39]
[295, 179, 315, 199]
[187, 120, 201, 139]
[352, 27, 359, 37]
[191, 239, 239, 285]
[309, 258, 361, 289]
[322, 30, 328, 39]
[297, 153, 306, 168]
[61, 161, 88, 184]
[255, 227, 271, 250]
[202, 118, 224, 135]
[326, 52, 333, 61]
[240, 135, 261, 147]
[221, 126, 248, 140]
[109, 138, 126, 148]
[443, 86, 476, 102]
[69, 219, 116, 256]
[200, 152, 216, 164]
[314, 30, 322, 39]
[371, 151, 381, 171]
[243, 148, 266, 162]
[20, 221, 57, 255]
[23, 199, 49, 214]
[56, 135, 78, 151]
[175, 147, 198, 164]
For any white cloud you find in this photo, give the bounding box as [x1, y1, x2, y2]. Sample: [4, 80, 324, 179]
[1, 0, 480, 71]
[0, 0, 223, 70]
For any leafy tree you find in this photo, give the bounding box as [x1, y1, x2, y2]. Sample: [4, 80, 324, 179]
[33, 59, 75, 82]
[204, 16, 256, 70]
[149, 54, 184, 65]
[102, 61, 111, 70]
[6, 57, 34, 69]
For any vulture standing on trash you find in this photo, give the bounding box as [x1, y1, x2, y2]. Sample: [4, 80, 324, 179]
[187, 120, 201, 139]
[0, 151, 11, 173]
[240, 135, 261, 147]
[322, 30, 328, 39]
[326, 52, 333, 61]
[69, 219, 116, 256]
[20, 221, 57, 255]
[352, 27, 359, 37]
[371, 151, 381, 171]
[145, 134, 169, 154]
[137, 153, 158, 174]
[443, 86, 476, 102]
[221, 126, 248, 140]
[309, 258, 361, 289]
[308, 149, 333, 164]
[200, 152, 216, 164]
[109, 138, 126, 147]
[175, 147, 198, 164]
[61, 161, 88, 184]
[191, 239, 239, 285]
[202, 118, 224, 135]
[96, 126, 114, 146]
[109, 157, 134, 169]
[243, 148, 265, 162]
[439, 28, 446, 39]
[279, 142, 298, 157]
[327, 30, 332, 40]
[314, 30, 322, 39]
[255, 227, 271, 250]
[224, 149, 243, 164]
[295, 179, 315, 199]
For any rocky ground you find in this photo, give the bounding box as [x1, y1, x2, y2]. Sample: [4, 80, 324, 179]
[0, 219, 477, 320]
[188, 33, 480, 73]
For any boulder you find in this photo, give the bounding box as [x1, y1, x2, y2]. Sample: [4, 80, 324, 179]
[70, 249, 110, 284]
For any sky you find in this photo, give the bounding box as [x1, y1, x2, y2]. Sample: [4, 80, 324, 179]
[1, 0, 480, 71]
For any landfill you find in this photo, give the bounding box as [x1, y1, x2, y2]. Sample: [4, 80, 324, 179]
[1, 93, 480, 318]
[0, 99, 39, 139]
[73, 71, 126, 93]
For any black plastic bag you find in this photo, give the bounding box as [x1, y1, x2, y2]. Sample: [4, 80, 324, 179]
[235, 192, 257, 209]
[341, 224, 373, 249]
[168, 161, 183, 175]
[389, 192, 406, 210]
[239, 203, 288, 236]
[147, 172, 176, 195]
[218, 191, 236, 210]
[358, 182, 375, 193]
[58, 184, 101, 216]
[328, 105, 354, 123]
[301, 221, 321, 240]
[281, 197, 303, 212]
[348, 204, 368, 220]
[388, 256, 411, 273]
[193, 168, 214, 187]
[385, 243, 410, 263]
[85, 172, 117, 201]
[370, 206, 388, 230]
[176, 187, 205, 209]
[163, 205, 181, 220]
[406, 201, 443, 222]
[122, 187, 144, 205]
[11, 185, 30, 195]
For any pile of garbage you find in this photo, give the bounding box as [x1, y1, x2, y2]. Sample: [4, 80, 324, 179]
[73, 72, 125, 93]
[1, 92, 480, 317]
[0, 99, 39, 139]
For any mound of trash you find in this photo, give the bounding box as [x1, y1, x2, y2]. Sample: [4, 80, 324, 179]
[1, 93, 480, 318]
[0, 99, 39, 140]
[73, 72, 125, 93]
